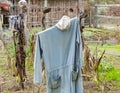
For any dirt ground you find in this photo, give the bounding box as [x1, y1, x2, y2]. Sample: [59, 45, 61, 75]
[0, 50, 120, 93]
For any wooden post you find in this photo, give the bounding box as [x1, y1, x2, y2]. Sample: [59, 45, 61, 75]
[42, 0, 48, 30]
[44, 0, 48, 8]
[89, 7, 92, 27]
[0, 7, 3, 31]
[94, 4, 98, 27]
[94, 0, 99, 27]
[0, 14, 3, 31]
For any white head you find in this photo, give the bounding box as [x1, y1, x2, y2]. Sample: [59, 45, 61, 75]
[56, 15, 71, 31]
[18, 0, 27, 8]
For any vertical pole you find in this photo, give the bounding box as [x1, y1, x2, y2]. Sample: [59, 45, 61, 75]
[28, 0, 30, 4]
[0, 16, 2, 32]
[0, 8, 2, 32]
[0, 8, 3, 32]
[78, 0, 85, 28]
[94, 5, 98, 27]
[44, 0, 48, 8]
[94, 0, 99, 27]
[89, 7, 92, 27]
[44, 0, 48, 28]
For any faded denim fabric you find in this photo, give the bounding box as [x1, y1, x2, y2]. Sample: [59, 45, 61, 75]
[34, 17, 84, 93]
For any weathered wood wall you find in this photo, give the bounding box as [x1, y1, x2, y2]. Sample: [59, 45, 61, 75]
[9, 0, 84, 28]
[27, 0, 84, 27]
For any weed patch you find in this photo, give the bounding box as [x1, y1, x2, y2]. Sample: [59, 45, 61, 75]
[115, 45, 120, 50]
[99, 61, 120, 87]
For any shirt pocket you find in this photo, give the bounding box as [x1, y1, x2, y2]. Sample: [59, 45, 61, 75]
[72, 66, 79, 81]
[48, 74, 61, 89]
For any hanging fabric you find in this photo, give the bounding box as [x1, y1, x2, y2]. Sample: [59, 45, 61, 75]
[34, 17, 84, 93]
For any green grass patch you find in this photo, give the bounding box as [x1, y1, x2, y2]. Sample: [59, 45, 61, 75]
[84, 27, 110, 36]
[88, 43, 120, 87]
[115, 45, 120, 50]
[84, 27, 105, 32]
[98, 61, 114, 72]
[88, 44, 119, 54]
[99, 61, 120, 87]
[103, 68, 120, 81]
[117, 82, 120, 87]
[83, 27, 120, 41]
[0, 66, 6, 73]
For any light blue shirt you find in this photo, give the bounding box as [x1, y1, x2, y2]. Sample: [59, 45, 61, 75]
[34, 17, 84, 93]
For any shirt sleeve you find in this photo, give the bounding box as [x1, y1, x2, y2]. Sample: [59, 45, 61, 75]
[34, 34, 43, 84]
[76, 20, 84, 68]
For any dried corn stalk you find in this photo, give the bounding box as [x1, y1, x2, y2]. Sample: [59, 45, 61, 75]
[13, 14, 26, 90]
[29, 34, 35, 62]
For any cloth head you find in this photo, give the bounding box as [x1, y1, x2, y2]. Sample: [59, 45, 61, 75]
[56, 15, 71, 31]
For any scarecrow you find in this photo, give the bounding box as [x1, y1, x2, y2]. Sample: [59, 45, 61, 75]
[12, 0, 28, 90]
